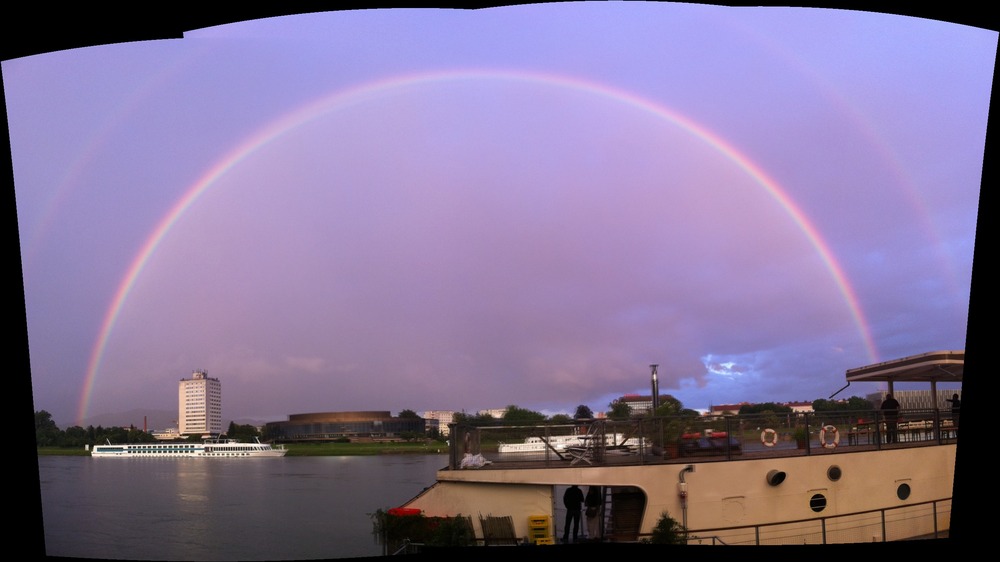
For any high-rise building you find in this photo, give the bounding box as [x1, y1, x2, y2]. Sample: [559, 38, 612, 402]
[422, 410, 456, 436]
[179, 369, 222, 436]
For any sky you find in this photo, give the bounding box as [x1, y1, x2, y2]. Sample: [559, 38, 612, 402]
[6, 4, 994, 430]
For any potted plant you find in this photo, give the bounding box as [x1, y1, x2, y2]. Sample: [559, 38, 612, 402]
[792, 426, 809, 449]
[662, 420, 683, 459]
[647, 511, 686, 544]
[647, 416, 683, 459]
[651, 405, 685, 459]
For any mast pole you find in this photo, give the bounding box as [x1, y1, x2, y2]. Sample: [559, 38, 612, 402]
[651, 364, 660, 412]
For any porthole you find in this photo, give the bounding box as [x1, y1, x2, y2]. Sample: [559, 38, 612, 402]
[766, 470, 786, 486]
[896, 483, 911, 500]
[809, 493, 827, 512]
[827, 465, 842, 481]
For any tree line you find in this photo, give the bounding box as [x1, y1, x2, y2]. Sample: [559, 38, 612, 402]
[447, 395, 703, 427]
[735, 396, 874, 415]
[34, 410, 262, 448]
[35, 410, 158, 448]
[447, 394, 875, 428]
[37, 395, 874, 447]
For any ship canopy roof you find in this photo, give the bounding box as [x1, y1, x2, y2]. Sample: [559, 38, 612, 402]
[845, 350, 963, 385]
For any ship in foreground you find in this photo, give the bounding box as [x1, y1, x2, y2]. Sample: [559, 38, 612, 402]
[91, 436, 287, 457]
[386, 350, 961, 547]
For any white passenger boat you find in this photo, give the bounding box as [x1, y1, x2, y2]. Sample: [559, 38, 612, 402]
[91, 437, 287, 457]
[497, 435, 584, 453]
[389, 350, 962, 546]
[498, 434, 647, 454]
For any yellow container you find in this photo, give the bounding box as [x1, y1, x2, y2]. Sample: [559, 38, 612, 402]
[534, 537, 555, 545]
[528, 515, 550, 527]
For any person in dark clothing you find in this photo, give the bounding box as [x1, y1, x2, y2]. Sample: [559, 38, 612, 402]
[562, 485, 585, 543]
[946, 393, 960, 434]
[881, 393, 901, 444]
[584, 485, 603, 540]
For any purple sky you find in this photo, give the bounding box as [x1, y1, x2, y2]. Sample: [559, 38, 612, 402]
[7, 5, 992, 430]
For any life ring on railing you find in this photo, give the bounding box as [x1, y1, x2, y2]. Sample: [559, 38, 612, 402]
[760, 428, 778, 447]
[820, 425, 839, 448]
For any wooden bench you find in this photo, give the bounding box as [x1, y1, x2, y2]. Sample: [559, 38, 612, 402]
[846, 429, 874, 445]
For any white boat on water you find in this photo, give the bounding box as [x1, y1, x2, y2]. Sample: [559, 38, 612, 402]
[498, 434, 648, 454]
[497, 435, 584, 453]
[390, 350, 962, 546]
[91, 437, 287, 458]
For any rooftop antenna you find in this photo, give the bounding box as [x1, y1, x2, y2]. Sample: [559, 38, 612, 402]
[651, 364, 660, 412]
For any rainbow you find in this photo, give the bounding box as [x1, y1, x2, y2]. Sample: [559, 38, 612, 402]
[76, 68, 878, 425]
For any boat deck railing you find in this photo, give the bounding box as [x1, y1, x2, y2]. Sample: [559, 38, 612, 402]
[384, 497, 950, 550]
[446, 408, 958, 470]
[684, 496, 951, 545]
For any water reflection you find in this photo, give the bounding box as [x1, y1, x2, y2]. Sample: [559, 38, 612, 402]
[39, 454, 447, 560]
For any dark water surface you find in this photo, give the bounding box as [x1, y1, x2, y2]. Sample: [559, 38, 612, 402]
[38, 454, 448, 560]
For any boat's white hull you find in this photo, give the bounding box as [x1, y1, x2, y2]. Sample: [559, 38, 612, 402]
[401, 444, 955, 544]
[91, 451, 288, 458]
[91, 441, 287, 458]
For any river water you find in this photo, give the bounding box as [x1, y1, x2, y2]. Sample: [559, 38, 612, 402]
[37, 454, 449, 560]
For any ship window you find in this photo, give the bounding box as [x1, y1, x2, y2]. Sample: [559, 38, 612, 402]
[809, 494, 827, 512]
[827, 466, 842, 481]
[896, 483, 911, 500]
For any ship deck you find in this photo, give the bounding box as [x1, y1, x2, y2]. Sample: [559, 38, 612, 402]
[446, 410, 958, 471]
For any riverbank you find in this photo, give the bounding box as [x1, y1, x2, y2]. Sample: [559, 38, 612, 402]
[36, 440, 449, 457]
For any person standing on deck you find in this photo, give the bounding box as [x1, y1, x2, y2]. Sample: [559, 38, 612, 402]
[946, 393, 961, 435]
[562, 485, 585, 543]
[585, 485, 603, 541]
[881, 394, 901, 444]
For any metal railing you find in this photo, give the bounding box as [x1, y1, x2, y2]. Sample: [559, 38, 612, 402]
[389, 499, 951, 549]
[447, 408, 958, 469]
[683, 497, 950, 545]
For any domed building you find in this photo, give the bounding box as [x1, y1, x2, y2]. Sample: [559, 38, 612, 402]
[263, 411, 425, 442]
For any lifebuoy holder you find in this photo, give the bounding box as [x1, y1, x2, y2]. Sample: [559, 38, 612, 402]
[819, 425, 839, 448]
[760, 428, 778, 447]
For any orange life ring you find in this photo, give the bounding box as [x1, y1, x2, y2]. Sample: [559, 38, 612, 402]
[819, 425, 839, 448]
[760, 428, 778, 447]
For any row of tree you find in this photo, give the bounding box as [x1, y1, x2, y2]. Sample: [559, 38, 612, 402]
[37, 395, 875, 447]
[35, 410, 159, 448]
[443, 394, 875, 429]
[444, 395, 706, 428]
[736, 396, 874, 415]
[34, 410, 262, 448]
